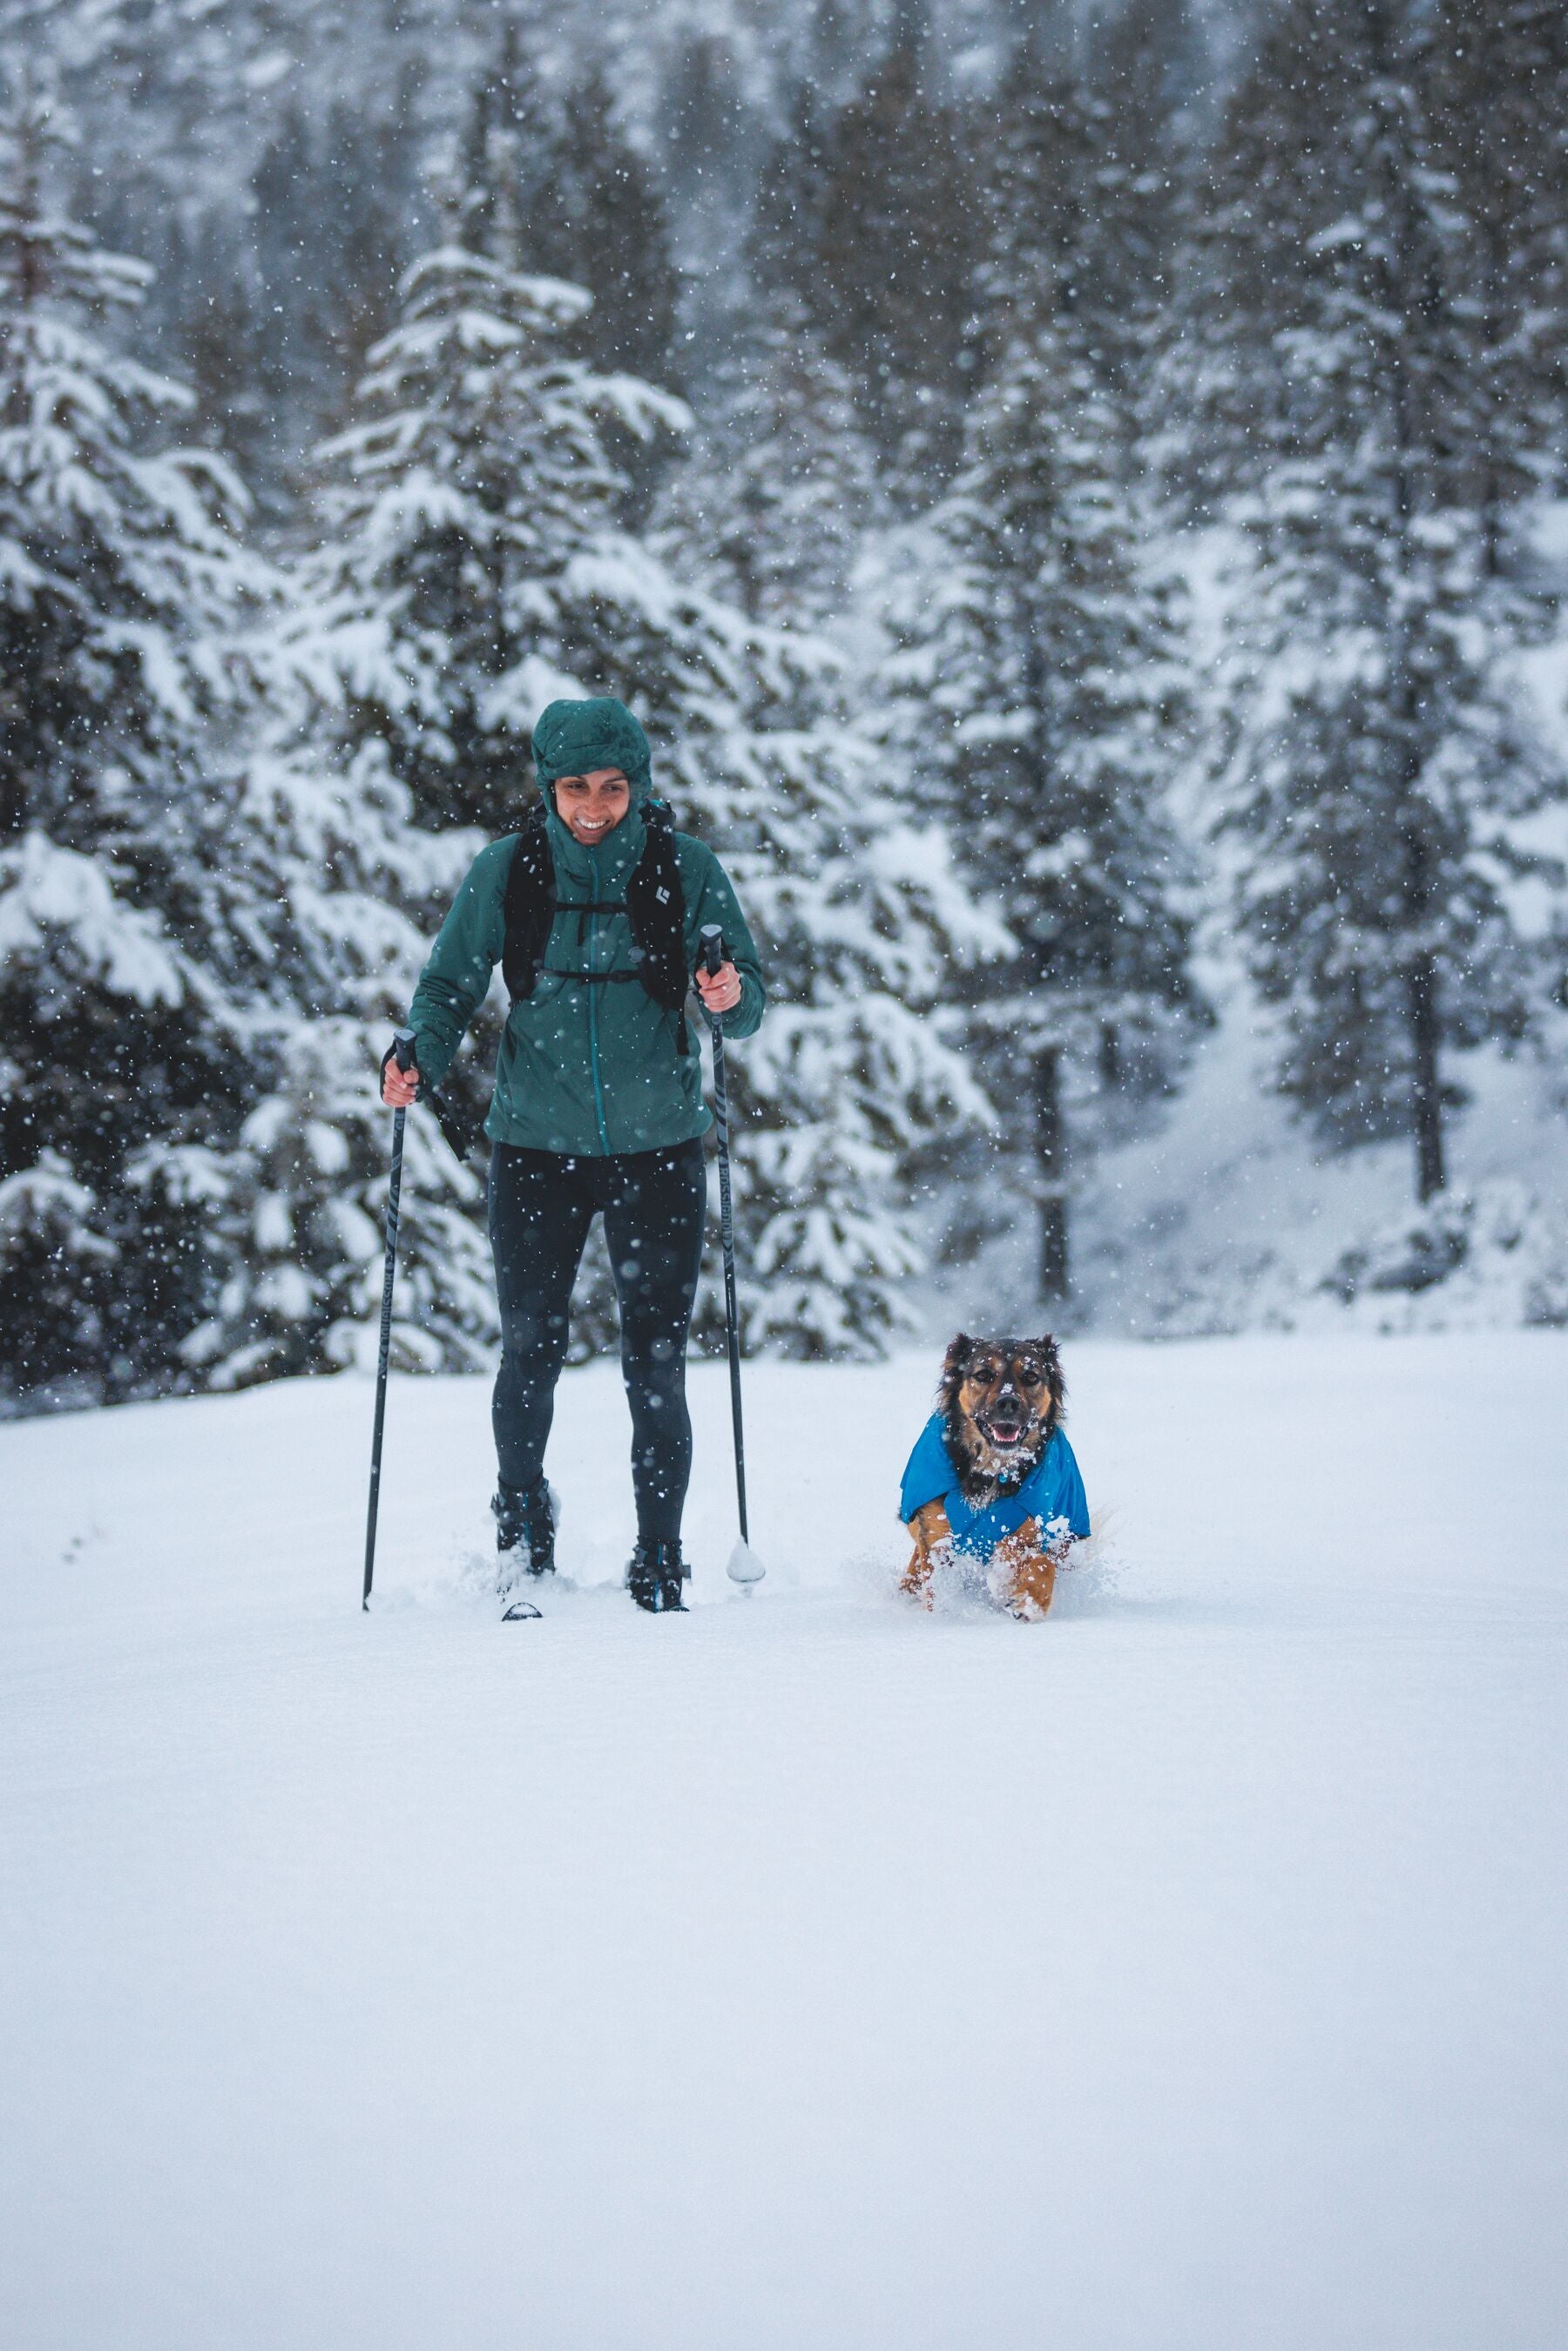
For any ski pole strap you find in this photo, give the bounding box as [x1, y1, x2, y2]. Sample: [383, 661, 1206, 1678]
[425, 1083, 478, 1165]
[382, 1032, 417, 1084]
[381, 1031, 478, 1164]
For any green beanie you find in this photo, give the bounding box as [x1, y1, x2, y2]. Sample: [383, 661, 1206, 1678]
[531, 697, 652, 800]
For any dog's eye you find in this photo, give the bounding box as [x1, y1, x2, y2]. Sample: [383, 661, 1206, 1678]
[1015, 1366, 1044, 1388]
[972, 1361, 1000, 1385]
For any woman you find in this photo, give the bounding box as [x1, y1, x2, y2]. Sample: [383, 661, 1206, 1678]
[382, 696, 765, 1612]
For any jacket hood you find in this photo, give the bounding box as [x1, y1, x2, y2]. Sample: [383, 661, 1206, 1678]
[531, 697, 652, 804]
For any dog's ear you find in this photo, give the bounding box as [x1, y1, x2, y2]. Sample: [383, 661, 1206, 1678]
[937, 1333, 974, 1408]
[1029, 1335, 1065, 1411]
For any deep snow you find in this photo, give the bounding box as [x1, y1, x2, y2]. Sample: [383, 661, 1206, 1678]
[3, 1334, 1566, 2351]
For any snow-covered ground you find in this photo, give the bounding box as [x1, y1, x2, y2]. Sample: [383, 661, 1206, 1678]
[3, 1334, 1566, 2350]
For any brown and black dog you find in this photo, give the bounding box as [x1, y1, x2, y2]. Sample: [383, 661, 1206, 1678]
[903, 1333, 1071, 1619]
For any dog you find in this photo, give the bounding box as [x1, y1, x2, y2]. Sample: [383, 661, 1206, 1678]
[899, 1333, 1085, 1620]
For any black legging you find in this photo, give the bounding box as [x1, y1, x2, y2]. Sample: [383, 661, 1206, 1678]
[487, 1139, 706, 1543]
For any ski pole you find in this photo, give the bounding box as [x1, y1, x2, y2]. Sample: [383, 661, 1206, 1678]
[362, 1029, 416, 1611]
[700, 927, 763, 1587]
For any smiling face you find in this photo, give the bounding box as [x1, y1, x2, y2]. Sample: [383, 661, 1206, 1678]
[554, 767, 632, 844]
[938, 1332, 1065, 1494]
[960, 1343, 1054, 1450]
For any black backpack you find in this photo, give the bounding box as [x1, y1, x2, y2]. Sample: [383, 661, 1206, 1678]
[501, 799, 691, 1053]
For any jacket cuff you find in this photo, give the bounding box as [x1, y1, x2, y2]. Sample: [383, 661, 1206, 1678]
[719, 976, 764, 1040]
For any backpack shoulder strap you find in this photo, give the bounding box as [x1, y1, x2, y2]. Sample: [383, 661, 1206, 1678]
[626, 801, 691, 1051]
[501, 805, 555, 1003]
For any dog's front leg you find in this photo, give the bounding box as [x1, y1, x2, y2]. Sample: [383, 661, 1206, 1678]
[990, 1517, 1060, 1620]
[902, 1502, 951, 1609]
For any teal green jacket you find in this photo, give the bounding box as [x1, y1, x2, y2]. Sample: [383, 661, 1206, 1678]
[405, 798, 765, 1156]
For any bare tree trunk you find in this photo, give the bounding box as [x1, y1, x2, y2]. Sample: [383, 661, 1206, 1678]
[1369, 28, 1447, 1213]
[1408, 950, 1445, 1202]
[1035, 1044, 1068, 1301]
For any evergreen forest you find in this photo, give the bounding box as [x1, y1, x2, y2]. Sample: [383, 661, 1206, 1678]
[3, 0, 1567, 1407]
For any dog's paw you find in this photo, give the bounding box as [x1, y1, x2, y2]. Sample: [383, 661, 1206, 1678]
[899, 1562, 935, 1609]
[992, 1545, 1058, 1620]
[902, 1524, 956, 1611]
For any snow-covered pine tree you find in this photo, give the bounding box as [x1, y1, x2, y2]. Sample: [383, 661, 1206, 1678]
[658, 106, 884, 635]
[529, 65, 682, 398]
[652, 351, 1002, 1354]
[192, 164, 644, 1381]
[1203, 0, 1564, 1204]
[747, 72, 835, 334]
[1423, 0, 1568, 562]
[247, 97, 422, 465]
[0, 75, 265, 1406]
[899, 328, 1195, 1298]
[670, 678, 1004, 1358]
[476, 44, 684, 520]
[1421, 0, 1568, 1057]
[645, 71, 1006, 1353]
[666, 287, 879, 630]
[1080, 1, 1204, 511]
[173, 721, 498, 1389]
[879, 49, 1198, 1301]
[310, 280, 682, 838]
[662, 28, 765, 374]
[810, 0, 981, 495]
[222, 86, 986, 1373]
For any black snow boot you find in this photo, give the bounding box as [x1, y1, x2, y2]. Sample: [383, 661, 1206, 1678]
[493, 1477, 556, 1581]
[628, 1537, 687, 1613]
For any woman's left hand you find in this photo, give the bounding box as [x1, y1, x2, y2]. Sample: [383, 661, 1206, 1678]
[695, 961, 741, 1016]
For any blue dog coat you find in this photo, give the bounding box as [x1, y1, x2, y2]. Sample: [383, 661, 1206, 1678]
[899, 1415, 1091, 1559]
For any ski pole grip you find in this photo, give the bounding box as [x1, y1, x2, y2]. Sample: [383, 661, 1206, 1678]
[393, 1029, 417, 1075]
[700, 925, 727, 979]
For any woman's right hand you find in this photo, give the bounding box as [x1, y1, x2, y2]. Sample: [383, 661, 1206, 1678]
[381, 1051, 420, 1108]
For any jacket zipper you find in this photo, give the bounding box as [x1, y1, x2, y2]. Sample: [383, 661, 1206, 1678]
[586, 844, 611, 1152]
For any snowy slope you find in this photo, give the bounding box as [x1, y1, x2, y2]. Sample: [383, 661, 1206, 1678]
[953, 980, 1568, 1341]
[3, 1337, 1566, 2351]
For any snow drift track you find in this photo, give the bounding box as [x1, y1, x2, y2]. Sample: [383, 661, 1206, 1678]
[3, 1336, 1566, 2351]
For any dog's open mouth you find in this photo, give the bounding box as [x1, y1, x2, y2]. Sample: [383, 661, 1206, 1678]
[978, 1415, 1027, 1449]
